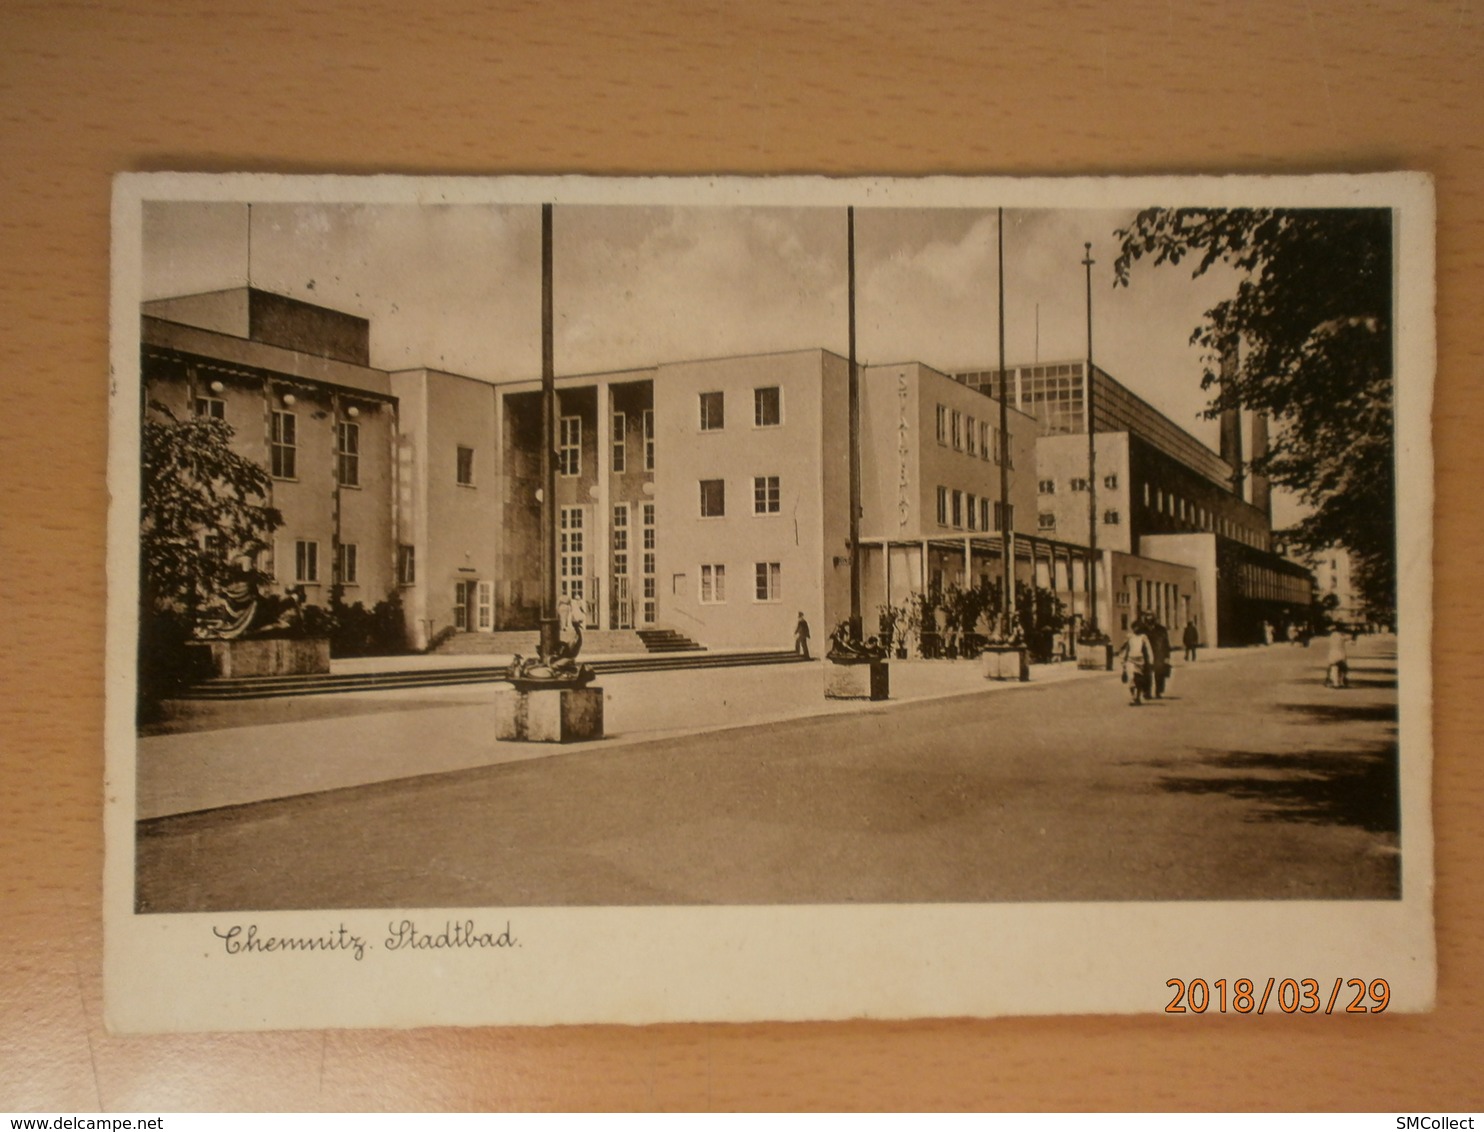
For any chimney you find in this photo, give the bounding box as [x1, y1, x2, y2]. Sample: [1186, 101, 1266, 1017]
[1217, 341, 1244, 498]
[1249, 411, 1272, 519]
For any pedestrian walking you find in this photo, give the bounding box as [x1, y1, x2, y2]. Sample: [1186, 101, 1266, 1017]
[1324, 626, 1349, 688]
[1119, 623, 1155, 706]
[1262, 620, 1275, 646]
[1182, 619, 1199, 662]
[1146, 615, 1172, 698]
[794, 611, 811, 660]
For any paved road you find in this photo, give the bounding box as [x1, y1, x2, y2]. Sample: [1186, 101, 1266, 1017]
[136, 637, 1402, 911]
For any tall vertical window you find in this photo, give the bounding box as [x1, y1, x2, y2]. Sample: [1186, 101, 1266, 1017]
[294, 539, 319, 583]
[991, 424, 1001, 465]
[334, 542, 358, 585]
[936, 486, 949, 525]
[966, 416, 977, 455]
[951, 489, 963, 528]
[699, 478, 725, 517]
[560, 507, 585, 603]
[979, 421, 991, 461]
[336, 420, 360, 487]
[993, 502, 1015, 532]
[700, 563, 726, 603]
[195, 396, 225, 420]
[936, 404, 948, 445]
[397, 544, 416, 585]
[754, 562, 781, 602]
[753, 475, 780, 514]
[642, 409, 655, 471]
[641, 503, 657, 624]
[1003, 428, 1014, 469]
[456, 445, 475, 486]
[966, 492, 978, 530]
[699, 391, 725, 430]
[611, 412, 626, 473]
[559, 416, 581, 476]
[754, 386, 781, 427]
[980, 498, 992, 531]
[271, 410, 297, 479]
[951, 411, 963, 451]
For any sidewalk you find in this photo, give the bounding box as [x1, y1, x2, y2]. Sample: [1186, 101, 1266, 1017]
[136, 654, 1108, 820]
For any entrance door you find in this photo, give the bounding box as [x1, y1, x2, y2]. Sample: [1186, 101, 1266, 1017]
[612, 503, 633, 628]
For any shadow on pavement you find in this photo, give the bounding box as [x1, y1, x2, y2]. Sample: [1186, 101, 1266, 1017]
[1280, 701, 1399, 725]
[1143, 739, 1400, 835]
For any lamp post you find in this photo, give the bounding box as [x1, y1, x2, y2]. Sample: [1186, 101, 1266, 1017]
[1082, 241, 1099, 635]
[538, 203, 560, 661]
[846, 206, 862, 643]
[997, 208, 1013, 638]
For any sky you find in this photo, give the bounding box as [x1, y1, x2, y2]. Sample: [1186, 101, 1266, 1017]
[141, 199, 1299, 524]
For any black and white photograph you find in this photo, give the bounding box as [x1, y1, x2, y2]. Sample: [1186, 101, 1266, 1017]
[105, 173, 1434, 1031]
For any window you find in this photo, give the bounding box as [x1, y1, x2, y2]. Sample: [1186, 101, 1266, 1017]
[1103, 510, 1121, 525]
[1039, 512, 1057, 532]
[951, 411, 963, 451]
[611, 412, 626, 473]
[755, 562, 781, 602]
[1103, 474, 1118, 490]
[936, 404, 948, 445]
[951, 489, 963, 528]
[936, 486, 948, 526]
[559, 416, 581, 477]
[699, 391, 725, 431]
[1004, 431, 1014, 469]
[642, 409, 655, 471]
[993, 501, 1014, 532]
[642, 504, 657, 623]
[560, 507, 585, 602]
[991, 425, 1001, 465]
[966, 416, 977, 455]
[1038, 479, 1056, 494]
[271, 410, 297, 479]
[753, 475, 780, 514]
[754, 386, 781, 427]
[195, 396, 225, 420]
[294, 539, 319, 583]
[1143, 483, 1152, 508]
[979, 421, 991, 460]
[335, 542, 358, 585]
[700, 563, 726, 604]
[966, 492, 978, 530]
[980, 498, 991, 531]
[397, 544, 416, 586]
[1071, 477, 1090, 492]
[700, 478, 725, 517]
[456, 445, 475, 486]
[337, 421, 360, 487]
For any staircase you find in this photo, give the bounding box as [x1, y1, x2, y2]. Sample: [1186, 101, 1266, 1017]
[174, 648, 807, 701]
[635, 628, 705, 653]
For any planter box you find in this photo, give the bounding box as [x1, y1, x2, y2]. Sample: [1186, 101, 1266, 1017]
[982, 645, 1029, 682]
[494, 686, 605, 742]
[1077, 643, 1114, 671]
[824, 658, 890, 701]
[187, 637, 331, 678]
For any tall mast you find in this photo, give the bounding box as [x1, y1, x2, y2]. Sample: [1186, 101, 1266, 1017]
[539, 204, 559, 659]
[847, 206, 862, 640]
[998, 209, 1013, 637]
[1082, 242, 1099, 633]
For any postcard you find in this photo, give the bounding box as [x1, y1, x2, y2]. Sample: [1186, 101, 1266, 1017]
[106, 172, 1434, 1031]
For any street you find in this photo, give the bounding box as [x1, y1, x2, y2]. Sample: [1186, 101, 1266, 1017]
[136, 637, 1401, 911]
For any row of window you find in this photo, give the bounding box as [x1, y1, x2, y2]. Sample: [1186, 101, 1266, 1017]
[1039, 475, 1118, 494]
[699, 475, 782, 518]
[934, 486, 1014, 533]
[266, 538, 416, 586]
[1037, 511, 1120, 532]
[698, 561, 783, 604]
[1140, 482, 1267, 549]
[201, 400, 367, 489]
[934, 405, 1013, 468]
[455, 411, 659, 487]
[699, 386, 782, 432]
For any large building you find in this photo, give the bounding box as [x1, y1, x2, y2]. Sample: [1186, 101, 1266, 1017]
[140, 289, 1308, 656]
[952, 360, 1313, 644]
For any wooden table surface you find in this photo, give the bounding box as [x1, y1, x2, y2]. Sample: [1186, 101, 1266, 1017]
[2, 0, 1480, 1111]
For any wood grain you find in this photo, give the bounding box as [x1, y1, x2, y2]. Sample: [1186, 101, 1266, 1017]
[2, 0, 1480, 1111]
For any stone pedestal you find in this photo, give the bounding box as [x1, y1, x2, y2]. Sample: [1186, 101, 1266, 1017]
[187, 637, 331, 678]
[824, 658, 890, 701]
[1077, 642, 1115, 671]
[982, 645, 1030, 682]
[495, 686, 605, 742]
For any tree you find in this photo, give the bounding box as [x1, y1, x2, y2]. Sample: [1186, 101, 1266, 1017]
[1112, 208, 1395, 620]
[140, 403, 282, 617]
